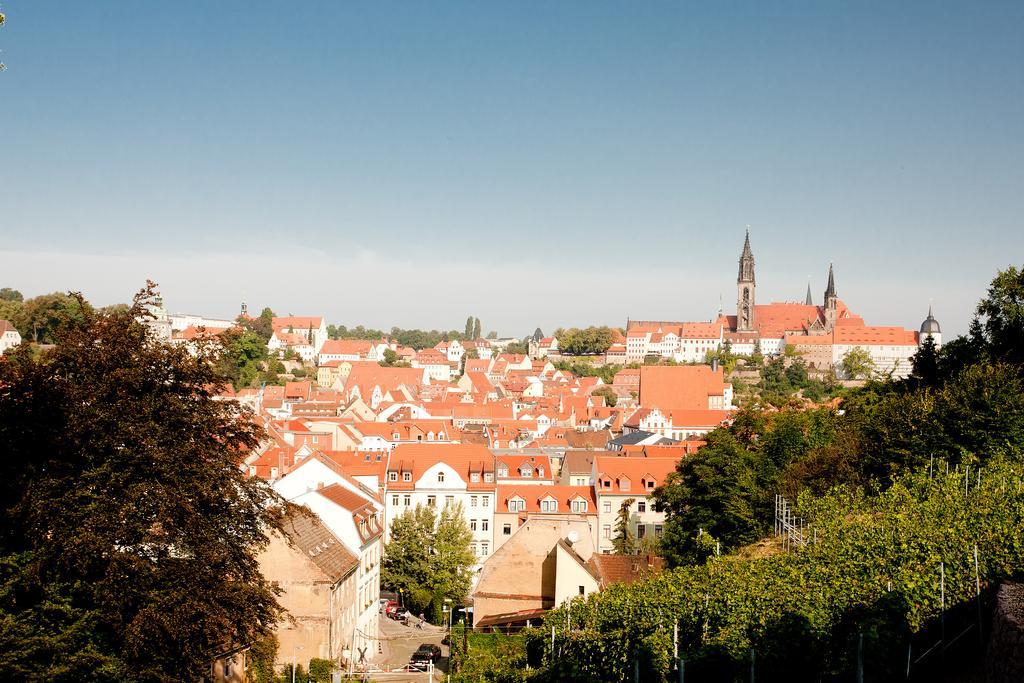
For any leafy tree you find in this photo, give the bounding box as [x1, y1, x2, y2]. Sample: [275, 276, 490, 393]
[17, 292, 92, 343]
[591, 385, 618, 407]
[218, 328, 269, 390]
[908, 334, 939, 388]
[840, 346, 874, 380]
[246, 634, 279, 683]
[240, 307, 275, 342]
[974, 264, 1024, 365]
[472, 317, 481, 340]
[382, 505, 437, 615]
[612, 499, 636, 555]
[0, 284, 286, 681]
[429, 503, 475, 622]
[556, 326, 616, 356]
[502, 340, 529, 355]
[464, 316, 475, 339]
[0, 287, 22, 302]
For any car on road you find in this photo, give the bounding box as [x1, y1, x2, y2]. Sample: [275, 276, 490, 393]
[410, 643, 441, 667]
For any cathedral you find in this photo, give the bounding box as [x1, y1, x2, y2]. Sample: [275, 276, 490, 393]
[622, 231, 940, 378]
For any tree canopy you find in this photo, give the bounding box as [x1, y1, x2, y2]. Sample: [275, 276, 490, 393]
[0, 284, 286, 682]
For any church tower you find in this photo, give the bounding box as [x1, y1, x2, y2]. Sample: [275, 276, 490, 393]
[823, 264, 838, 331]
[736, 229, 756, 332]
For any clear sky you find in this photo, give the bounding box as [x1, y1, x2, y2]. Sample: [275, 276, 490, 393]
[1, 2, 1022, 337]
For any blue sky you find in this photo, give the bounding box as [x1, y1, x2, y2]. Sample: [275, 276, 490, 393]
[1, 2, 1022, 336]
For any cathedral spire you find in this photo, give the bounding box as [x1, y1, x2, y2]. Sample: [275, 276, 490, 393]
[824, 263, 836, 300]
[736, 228, 756, 332]
[804, 280, 813, 306]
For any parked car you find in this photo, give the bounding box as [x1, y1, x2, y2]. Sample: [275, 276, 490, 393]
[381, 600, 399, 617]
[410, 643, 441, 666]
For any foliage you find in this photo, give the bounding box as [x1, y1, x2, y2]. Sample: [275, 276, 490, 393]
[237, 307, 276, 343]
[0, 287, 22, 302]
[612, 499, 636, 555]
[327, 323, 463, 350]
[217, 327, 270, 390]
[4, 291, 93, 343]
[840, 346, 875, 380]
[541, 458, 1024, 682]
[379, 348, 410, 368]
[552, 359, 619, 385]
[307, 658, 334, 682]
[555, 326, 616, 356]
[382, 503, 474, 622]
[974, 264, 1024, 366]
[246, 634, 279, 683]
[0, 283, 286, 682]
[591, 385, 618, 407]
[503, 340, 529, 355]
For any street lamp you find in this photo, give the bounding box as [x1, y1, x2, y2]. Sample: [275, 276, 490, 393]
[291, 645, 303, 683]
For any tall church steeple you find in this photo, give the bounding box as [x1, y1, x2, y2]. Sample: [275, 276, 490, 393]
[804, 280, 813, 306]
[823, 264, 838, 330]
[736, 228, 756, 332]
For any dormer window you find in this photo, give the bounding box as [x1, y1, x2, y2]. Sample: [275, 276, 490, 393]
[601, 479, 610, 489]
[388, 471, 398, 482]
[541, 498, 557, 513]
[645, 479, 655, 490]
[470, 472, 480, 483]
[509, 498, 525, 512]
[619, 478, 631, 491]
[437, 472, 445, 483]
[497, 465, 509, 477]
[484, 472, 494, 482]
[571, 499, 588, 513]
[403, 472, 412, 482]
[538, 467, 545, 477]
[519, 465, 532, 478]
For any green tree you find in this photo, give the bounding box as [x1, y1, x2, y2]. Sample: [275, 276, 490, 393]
[0, 284, 286, 681]
[591, 385, 618, 407]
[239, 307, 275, 342]
[0, 287, 22, 302]
[556, 326, 616, 356]
[464, 316, 475, 339]
[218, 328, 269, 390]
[472, 317, 481, 340]
[974, 264, 1024, 366]
[612, 499, 636, 555]
[908, 334, 939, 388]
[382, 505, 437, 615]
[17, 292, 92, 343]
[840, 346, 875, 380]
[429, 503, 475, 622]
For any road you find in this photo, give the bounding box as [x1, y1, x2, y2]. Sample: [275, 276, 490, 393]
[364, 611, 449, 682]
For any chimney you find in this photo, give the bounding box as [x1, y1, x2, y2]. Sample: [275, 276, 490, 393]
[711, 358, 719, 373]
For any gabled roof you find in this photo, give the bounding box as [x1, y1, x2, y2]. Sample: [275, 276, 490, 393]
[279, 511, 359, 583]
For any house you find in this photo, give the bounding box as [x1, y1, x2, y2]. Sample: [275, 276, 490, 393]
[269, 316, 328, 358]
[383, 443, 496, 562]
[493, 485, 598, 552]
[0, 319, 22, 353]
[319, 339, 374, 365]
[593, 455, 678, 553]
[472, 516, 598, 627]
[623, 408, 732, 441]
[257, 512, 360, 669]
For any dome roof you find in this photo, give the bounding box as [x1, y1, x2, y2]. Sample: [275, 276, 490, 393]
[920, 307, 941, 335]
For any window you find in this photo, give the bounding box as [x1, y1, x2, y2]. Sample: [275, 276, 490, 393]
[403, 472, 412, 482]
[427, 495, 436, 507]
[602, 480, 610, 489]
[572, 500, 588, 513]
[388, 471, 398, 482]
[391, 495, 399, 506]
[603, 501, 611, 514]
[470, 472, 480, 483]
[646, 479, 655, 490]
[497, 466, 509, 477]
[503, 524, 512, 536]
[619, 478, 630, 491]
[481, 520, 489, 532]
[480, 544, 489, 556]
[470, 519, 477, 531]
[445, 495, 454, 507]
[654, 524, 663, 537]
[541, 499, 557, 512]
[437, 472, 446, 483]
[637, 501, 646, 513]
[538, 467, 545, 477]
[578, 585, 586, 596]
[484, 472, 494, 482]
[603, 524, 611, 538]
[482, 496, 490, 508]
[519, 465, 532, 478]
[471, 495, 478, 508]
[509, 499, 525, 512]
[637, 524, 647, 539]
[404, 495, 411, 506]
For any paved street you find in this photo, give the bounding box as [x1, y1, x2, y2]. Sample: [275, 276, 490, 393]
[366, 611, 449, 682]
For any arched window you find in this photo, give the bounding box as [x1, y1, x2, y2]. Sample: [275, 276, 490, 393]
[437, 472, 446, 483]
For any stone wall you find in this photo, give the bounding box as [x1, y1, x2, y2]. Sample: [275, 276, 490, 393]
[987, 582, 1024, 682]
